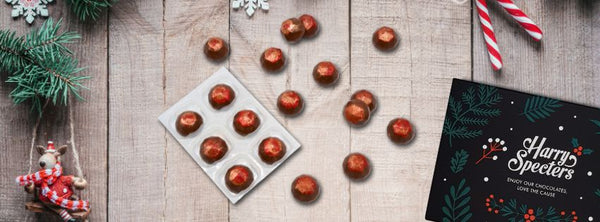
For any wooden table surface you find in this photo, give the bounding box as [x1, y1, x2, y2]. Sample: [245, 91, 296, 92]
[1, 0, 598, 221]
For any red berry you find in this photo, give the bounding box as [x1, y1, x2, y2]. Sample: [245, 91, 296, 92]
[494, 210, 499, 214]
[486, 203, 490, 206]
[488, 208, 492, 212]
[561, 211, 566, 216]
[577, 152, 582, 156]
[573, 148, 579, 153]
[489, 194, 494, 198]
[572, 211, 576, 215]
[578, 146, 583, 151]
[525, 214, 530, 219]
[528, 209, 534, 215]
[486, 198, 490, 202]
[499, 199, 504, 203]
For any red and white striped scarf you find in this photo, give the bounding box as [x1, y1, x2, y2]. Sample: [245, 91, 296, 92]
[16, 162, 89, 211]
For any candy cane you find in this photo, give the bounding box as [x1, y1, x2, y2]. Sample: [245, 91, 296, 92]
[476, 0, 503, 71]
[497, 0, 543, 41]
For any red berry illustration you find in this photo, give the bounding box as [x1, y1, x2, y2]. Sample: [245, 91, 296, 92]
[573, 148, 579, 153]
[499, 199, 504, 203]
[577, 152, 582, 156]
[489, 194, 494, 199]
[578, 146, 583, 151]
[572, 211, 576, 215]
[561, 211, 566, 216]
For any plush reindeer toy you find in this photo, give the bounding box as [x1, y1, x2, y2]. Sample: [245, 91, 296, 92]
[16, 141, 90, 222]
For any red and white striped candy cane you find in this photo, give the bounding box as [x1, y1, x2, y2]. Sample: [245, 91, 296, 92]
[476, 0, 503, 71]
[497, 0, 543, 41]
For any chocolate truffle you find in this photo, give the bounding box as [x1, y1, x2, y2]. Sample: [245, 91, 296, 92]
[280, 18, 305, 43]
[343, 100, 371, 126]
[260, 47, 286, 72]
[277, 90, 304, 116]
[203, 37, 229, 61]
[209, 84, 235, 110]
[291, 175, 320, 203]
[176, 111, 202, 136]
[200, 137, 228, 164]
[233, 110, 261, 136]
[299, 14, 319, 38]
[372, 26, 399, 51]
[387, 118, 415, 144]
[225, 165, 254, 193]
[312, 61, 339, 86]
[343, 153, 371, 180]
[258, 137, 287, 164]
[351, 90, 377, 112]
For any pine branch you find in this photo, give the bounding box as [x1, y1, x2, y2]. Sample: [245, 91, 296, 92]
[0, 18, 87, 113]
[66, 0, 114, 22]
[521, 96, 562, 122]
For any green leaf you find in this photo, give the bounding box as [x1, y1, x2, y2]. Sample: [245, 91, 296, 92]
[450, 150, 469, 174]
[583, 149, 593, 155]
[595, 189, 600, 197]
[521, 96, 563, 122]
[571, 138, 579, 147]
[442, 178, 471, 222]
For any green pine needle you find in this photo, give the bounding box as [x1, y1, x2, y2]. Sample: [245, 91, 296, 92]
[66, 0, 114, 22]
[0, 18, 88, 114]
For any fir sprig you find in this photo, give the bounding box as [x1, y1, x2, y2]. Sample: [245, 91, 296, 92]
[442, 178, 472, 222]
[521, 96, 562, 122]
[443, 85, 502, 146]
[66, 0, 114, 22]
[0, 18, 87, 113]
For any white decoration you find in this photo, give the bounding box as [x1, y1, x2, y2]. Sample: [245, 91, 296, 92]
[588, 171, 593, 176]
[5, 0, 53, 24]
[589, 216, 594, 221]
[232, 0, 269, 17]
[483, 177, 489, 182]
[559, 126, 564, 131]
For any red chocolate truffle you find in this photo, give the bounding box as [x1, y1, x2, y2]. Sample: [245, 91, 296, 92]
[233, 110, 261, 136]
[225, 165, 254, 193]
[209, 84, 235, 109]
[258, 137, 287, 164]
[387, 118, 415, 144]
[260, 47, 286, 72]
[176, 111, 202, 136]
[343, 100, 371, 126]
[351, 90, 377, 112]
[372, 26, 399, 51]
[312, 61, 339, 86]
[291, 175, 320, 203]
[299, 14, 319, 38]
[280, 18, 305, 43]
[203, 37, 229, 61]
[277, 90, 304, 116]
[200, 137, 228, 164]
[343, 153, 371, 180]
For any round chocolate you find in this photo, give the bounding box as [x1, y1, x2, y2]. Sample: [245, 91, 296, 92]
[343, 100, 371, 126]
[260, 47, 286, 72]
[203, 37, 229, 61]
[233, 110, 260, 136]
[351, 90, 377, 112]
[299, 14, 319, 38]
[387, 118, 415, 144]
[209, 84, 235, 110]
[258, 137, 287, 164]
[372, 26, 399, 51]
[280, 18, 305, 43]
[291, 175, 320, 203]
[176, 111, 202, 136]
[277, 90, 304, 116]
[343, 153, 371, 181]
[200, 137, 228, 164]
[312, 61, 339, 86]
[225, 165, 254, 193]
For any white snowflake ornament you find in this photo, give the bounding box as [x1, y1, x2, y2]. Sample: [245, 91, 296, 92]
[232, 0, 269, 17]
[5, 0, 53, 24]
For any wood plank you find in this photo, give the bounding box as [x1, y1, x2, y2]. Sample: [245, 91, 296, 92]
[108, 0, 166, 220]
[0, 1, 108, 221]
[473, 0, 600, 107]
[163, 0, 229, 221]
[350, 0, 471, 221]
[228, 1, 351, 221]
